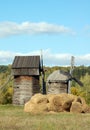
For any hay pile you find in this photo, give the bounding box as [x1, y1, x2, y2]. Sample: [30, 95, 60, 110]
[24, 93, 90, 114]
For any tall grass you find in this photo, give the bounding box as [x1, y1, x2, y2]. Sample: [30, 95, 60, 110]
[0, 105, 90, 130]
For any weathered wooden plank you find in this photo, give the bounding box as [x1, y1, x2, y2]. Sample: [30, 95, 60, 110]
[12, 68, 40, 76]
[13, 76, 40, 105]
[47, 83, 68, 94]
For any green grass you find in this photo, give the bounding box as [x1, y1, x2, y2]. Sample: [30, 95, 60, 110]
[0, 105, 90, 130]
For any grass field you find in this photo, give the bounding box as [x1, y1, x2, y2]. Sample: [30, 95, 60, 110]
[0, 105, 90, 130]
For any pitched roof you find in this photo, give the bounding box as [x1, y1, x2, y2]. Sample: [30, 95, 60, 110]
[12, 56, 40, 69]
[47, 70, 71, 82]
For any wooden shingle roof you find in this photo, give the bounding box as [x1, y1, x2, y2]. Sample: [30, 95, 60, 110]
[12, 56, 40, 69]
[47, 70, 71, 83]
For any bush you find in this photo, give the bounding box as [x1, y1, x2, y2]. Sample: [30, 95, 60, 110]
[71, 73, 90, 104]
[0, 87, 13, 104]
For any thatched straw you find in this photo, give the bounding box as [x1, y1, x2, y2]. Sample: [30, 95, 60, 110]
[24, 93, 89, 114]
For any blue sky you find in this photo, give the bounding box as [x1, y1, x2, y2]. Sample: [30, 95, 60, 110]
[0, 0, 90, 66]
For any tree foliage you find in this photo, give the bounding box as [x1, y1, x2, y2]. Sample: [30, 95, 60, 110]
[0, 65, 13, 104]
[71, 73, 90, 104]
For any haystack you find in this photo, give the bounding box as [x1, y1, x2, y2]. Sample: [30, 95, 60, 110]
[24, 93, 49, 113]
[24, 93, 89, 114]
[47, 95, 63, 112]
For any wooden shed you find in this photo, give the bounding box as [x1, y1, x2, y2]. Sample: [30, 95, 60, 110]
[12, 56, 41, 105]
[46, 70, 83, 94]
[46, 70, 69, 94]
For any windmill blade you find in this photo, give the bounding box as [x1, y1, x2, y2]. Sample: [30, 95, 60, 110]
[72, 77, 83, 86]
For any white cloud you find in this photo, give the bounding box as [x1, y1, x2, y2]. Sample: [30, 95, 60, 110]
[0, 21, 75, 37]
[0, 49, 90, 66]
[75, 54, 90, 66]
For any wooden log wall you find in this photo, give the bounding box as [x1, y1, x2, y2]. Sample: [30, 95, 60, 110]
[13, 76, 40, 105]
[47, 82, 68, 94]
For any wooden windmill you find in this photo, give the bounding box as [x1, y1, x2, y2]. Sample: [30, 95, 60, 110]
[46, 56, 83, 94]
